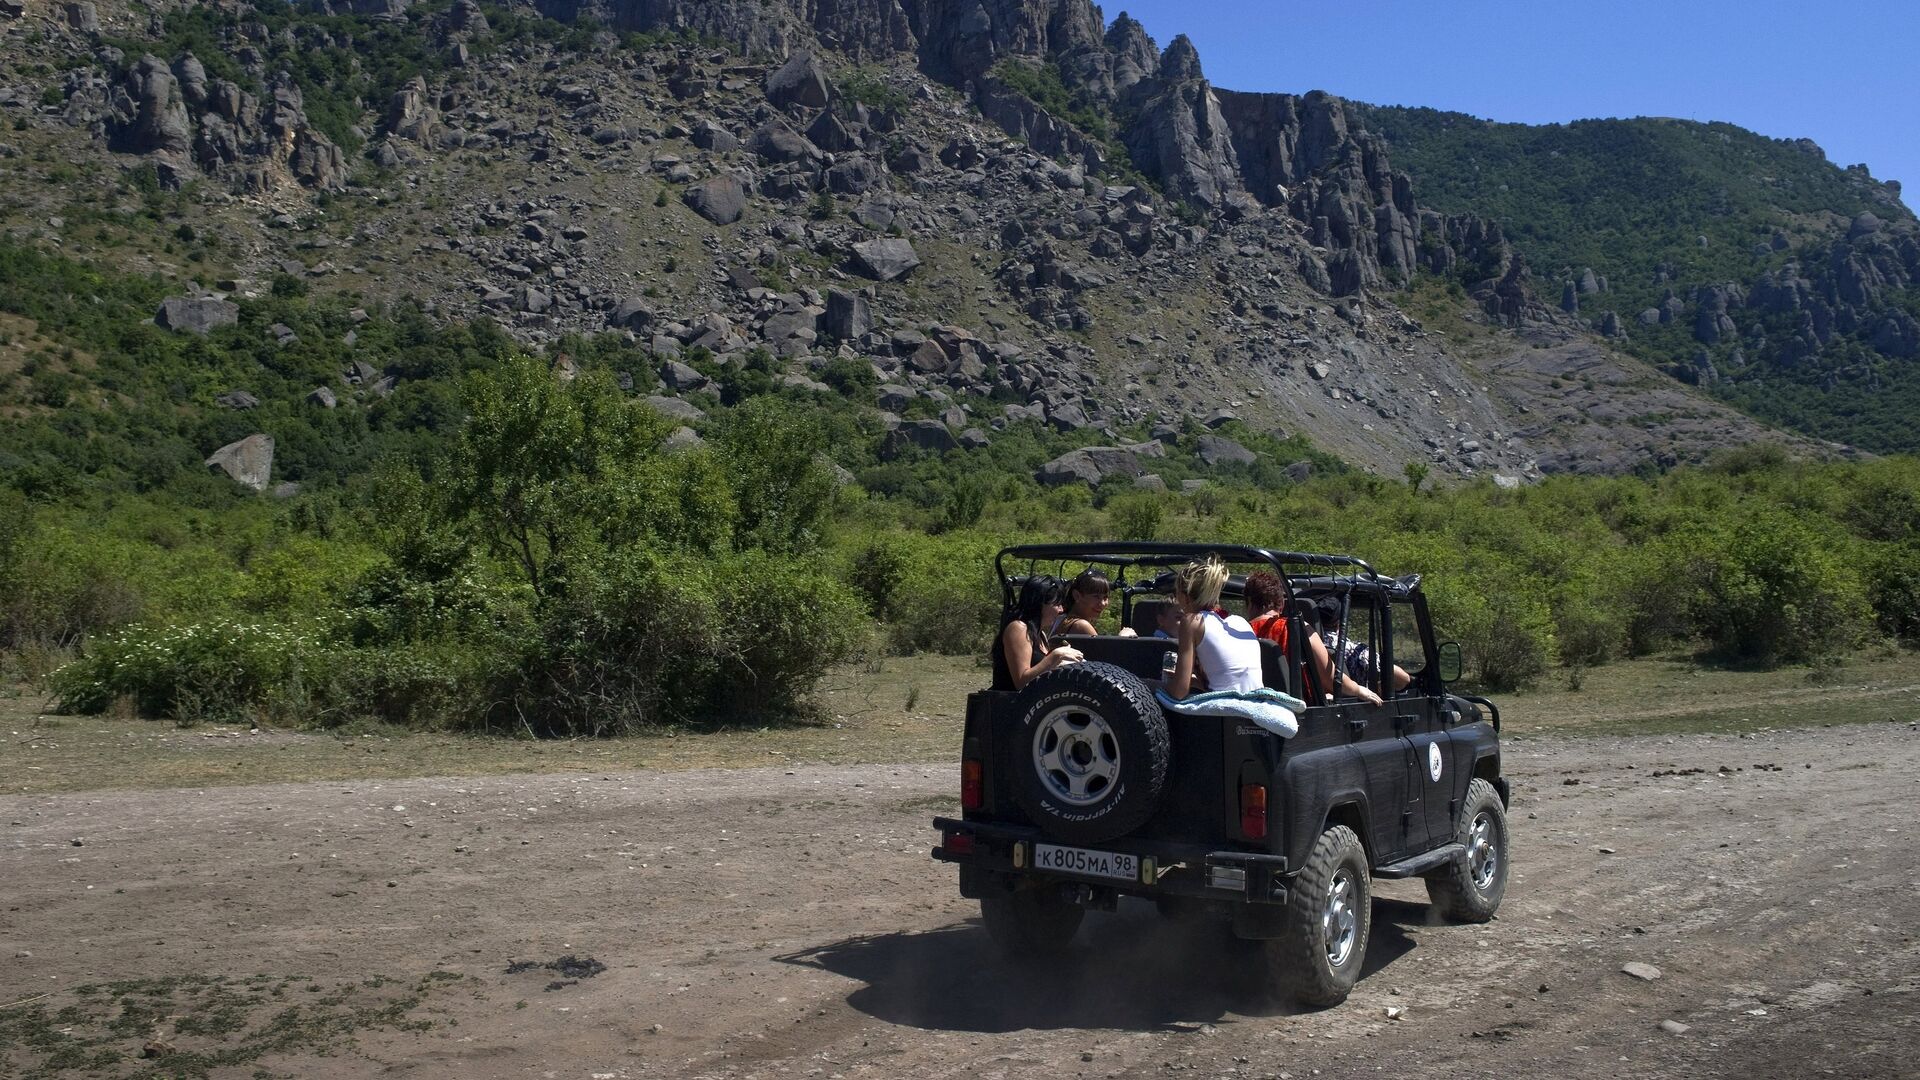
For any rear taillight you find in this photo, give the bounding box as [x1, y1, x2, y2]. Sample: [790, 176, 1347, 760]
[943, 831, 976, 856]
[1240, 783, 1268, 840]
[961, 759, 983, 810]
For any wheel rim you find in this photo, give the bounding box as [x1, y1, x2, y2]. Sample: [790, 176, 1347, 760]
[1033, 704, 1121, 806]
[1468, 811, 1498, 890]
[1323, 868, 1359, 968]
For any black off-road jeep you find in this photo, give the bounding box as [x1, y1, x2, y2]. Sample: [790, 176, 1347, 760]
[931, 543, 1510, 1006]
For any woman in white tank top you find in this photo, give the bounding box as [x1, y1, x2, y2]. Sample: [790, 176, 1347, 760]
[1163, 555, 1263, 698]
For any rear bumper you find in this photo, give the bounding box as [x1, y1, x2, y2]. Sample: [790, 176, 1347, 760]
[931, 816, 1291, 906]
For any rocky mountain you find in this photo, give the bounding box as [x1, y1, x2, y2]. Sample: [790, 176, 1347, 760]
[0, 0, 1840, 488]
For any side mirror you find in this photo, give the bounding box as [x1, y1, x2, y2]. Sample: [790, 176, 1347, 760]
[1437, 641, 1463, 684]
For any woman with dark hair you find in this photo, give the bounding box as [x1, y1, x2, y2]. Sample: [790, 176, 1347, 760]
[1053, 568, 1139, 638]
[992, 575, 1084, 691]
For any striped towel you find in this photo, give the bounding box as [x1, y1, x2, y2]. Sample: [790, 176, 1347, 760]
[1156, 687, 1304, 738]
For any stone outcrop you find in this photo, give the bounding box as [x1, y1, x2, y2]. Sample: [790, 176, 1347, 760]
[92, 52, 347, 191]
[1120, 36, 1241, 209]
[205, 434, 275, 492]
[384, 76, 439, 142]
[111, 55, 192, 156]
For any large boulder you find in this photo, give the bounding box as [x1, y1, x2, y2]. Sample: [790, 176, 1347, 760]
[448, 0, 488, 33]
[662, 426, 705, 454]
[850, 238, 921, 282]
[1035, 448, 1106, 486]
[825, 155, 883, 195]
[645, 395, 706, 423]
[660, 360, 711, 392]
[1078, 446, 1147, 480]
[765, 50, 830, 110]
[205, 434, 274, 492]
[155, 296, 238, 335]
[750, 120, 820, 164]
[822, 288, 871, 340]
[63, 2, 98, 33]
[1196, 434, 1256, 468]
[384, 76, 438, 142]
[691, 118, 739, 153]
[684, 174, 747, 225]
[880, 418, 958, 458]
[609, 297, 655, 329]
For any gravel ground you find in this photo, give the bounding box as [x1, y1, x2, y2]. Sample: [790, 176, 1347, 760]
[3, 723, 1917, 1078]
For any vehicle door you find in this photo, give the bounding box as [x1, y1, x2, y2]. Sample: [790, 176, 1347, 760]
[1389, 595, 1451, 849]
[1333, 597, 1422, 861]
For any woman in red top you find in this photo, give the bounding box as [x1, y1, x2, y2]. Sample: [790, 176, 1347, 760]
[1244, 571, 1291, 651]
[1243, 571, 1381, 706]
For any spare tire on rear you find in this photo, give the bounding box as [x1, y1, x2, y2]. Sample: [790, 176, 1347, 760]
[1008, 661, 1169, 844]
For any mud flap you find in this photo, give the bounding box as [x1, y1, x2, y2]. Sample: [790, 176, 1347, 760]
[1231, 899, 1293, 940]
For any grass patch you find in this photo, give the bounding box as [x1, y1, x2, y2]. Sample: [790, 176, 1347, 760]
[3, 654, 985, 794]
[0, 971, 453, 1079]
[1498, 649, 1920, 738]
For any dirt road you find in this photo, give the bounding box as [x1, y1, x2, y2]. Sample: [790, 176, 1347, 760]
[4, 722, 1918, 1079]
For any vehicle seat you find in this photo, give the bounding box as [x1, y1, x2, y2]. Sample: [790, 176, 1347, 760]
[1128, 598, 1174, 638]
[1258, 639, 1288, 695]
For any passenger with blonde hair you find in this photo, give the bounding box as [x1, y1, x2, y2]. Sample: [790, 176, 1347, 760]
[1163, 554, 1262, 699]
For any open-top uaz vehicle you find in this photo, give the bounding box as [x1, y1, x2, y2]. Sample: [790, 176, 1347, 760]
[931, 543, 1510, 1006]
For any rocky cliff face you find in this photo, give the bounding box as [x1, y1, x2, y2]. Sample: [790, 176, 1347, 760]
[62, 47, 348, 191]
[0, 0, 1814, 480]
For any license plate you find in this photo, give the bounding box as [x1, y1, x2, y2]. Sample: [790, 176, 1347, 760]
[1034, 843, 1139, 882]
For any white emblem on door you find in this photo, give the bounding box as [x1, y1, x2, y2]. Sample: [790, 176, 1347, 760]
[1428, 742, 1443, 783]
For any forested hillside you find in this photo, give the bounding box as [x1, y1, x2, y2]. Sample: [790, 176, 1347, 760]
[1357, 105, 1920, 453]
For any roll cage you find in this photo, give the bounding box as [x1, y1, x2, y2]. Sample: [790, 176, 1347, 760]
[994, 542, 1438, 700]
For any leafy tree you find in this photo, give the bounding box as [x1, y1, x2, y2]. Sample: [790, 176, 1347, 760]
[714, 396, 835, 555]
[445, 355, 674, 599]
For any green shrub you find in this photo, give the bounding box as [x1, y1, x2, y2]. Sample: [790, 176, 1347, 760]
[308, 641, 507, 730]
[1427, 573, 1556, 690]
[505, 550, 864, 735]
[1867, 541, 1920, 643]
[839, 529, 1003, 655]
[51, 617, 328, 722]
[1694, 510, 1870, 664]
[1107, 493, 1164, 540]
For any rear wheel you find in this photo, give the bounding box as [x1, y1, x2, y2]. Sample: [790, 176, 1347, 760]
[1425, 777, 1508, 922]
[1266, 825, 1371, 1007]
[980, 886, 1085, 961]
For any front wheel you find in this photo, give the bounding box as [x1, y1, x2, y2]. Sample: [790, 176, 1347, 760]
[1266, 825, 1371, 1007]
[980, 886, 1084, 961]
[1425, 777, 1509, 922]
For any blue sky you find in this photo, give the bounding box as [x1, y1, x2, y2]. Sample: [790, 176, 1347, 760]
[1107, 0, 1917, 206]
